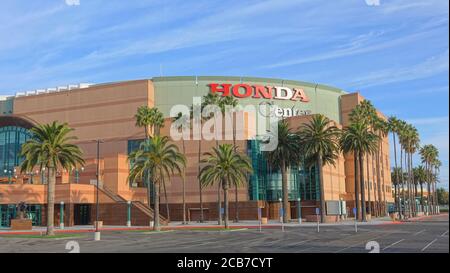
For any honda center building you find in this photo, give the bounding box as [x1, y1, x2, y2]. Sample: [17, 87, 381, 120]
[0, 76, 393, 227]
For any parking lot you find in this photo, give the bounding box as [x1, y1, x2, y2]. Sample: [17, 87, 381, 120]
[0, 214, 448, 253]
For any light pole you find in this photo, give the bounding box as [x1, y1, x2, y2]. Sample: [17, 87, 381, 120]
[278, 197, 283, 223]
[73, 167, 84, 183]
[3, 169, 12, 184]
[41, 167, 46, 184]
[60, 201, 65, 229]
[94, 139, 103, 241]
[127, 201, 132, 227]
[297, 197, 302, 224]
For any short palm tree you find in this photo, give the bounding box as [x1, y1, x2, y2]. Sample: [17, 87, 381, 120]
[199, 144, 252, 228]
[264, 120, 301, 223]
[20, 122, 85, 236]
[128, 136, 185, 231]
[413, 165, 426, 211]
[340, 122, 379, 221]
[298, 114, 341, 223]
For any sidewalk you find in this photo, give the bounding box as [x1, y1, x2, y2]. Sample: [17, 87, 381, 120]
[0, 216, 399, 235]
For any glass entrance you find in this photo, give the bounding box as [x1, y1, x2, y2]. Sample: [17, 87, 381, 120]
[74, 204, 91, 225]
[0, 205, 16, 227]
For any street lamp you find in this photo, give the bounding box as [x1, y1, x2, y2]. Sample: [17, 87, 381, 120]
[41, 167, 46, 184]
[278, 197, 283, 223]
[72, 166, 85, 183]
[297, 197, 302, 224]
[3, 169, 12, 184]
[94, 139, 104, 241]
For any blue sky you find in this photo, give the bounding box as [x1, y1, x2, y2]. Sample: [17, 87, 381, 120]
[0, 0, 448, 188]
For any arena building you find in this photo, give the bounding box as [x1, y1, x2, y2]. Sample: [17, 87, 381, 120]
[0, 76, 394, 227]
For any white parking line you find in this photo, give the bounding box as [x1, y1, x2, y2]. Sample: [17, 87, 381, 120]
[382, 239, 405, 250]
[440, 230, 448, 237]
[421, 239, 437, 252]
[413, 229, 426, 236]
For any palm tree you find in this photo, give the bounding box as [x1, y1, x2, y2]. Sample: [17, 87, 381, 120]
[413, 165, 426, 212]
[20, 122, 85, 236]
[401, 124, 420, 217]
[391, 167, 402, 211]
[174, 112, 190, 224]
[397, 120, 408, 218]
[199, 144, 252, 228]
[218, 95, 241, 222]
[388, 116, 401, 218]
[340, 122, 379, 222]
[298, 114, 341, 223]
[265, 120, 301, 223]
[134, 106, 168, 220]
[433, 159, 441, 211]
[128, 136, 185, 231]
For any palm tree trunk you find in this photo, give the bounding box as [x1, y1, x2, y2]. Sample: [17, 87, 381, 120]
[376, 145, 383, 217]
[182, 139, 187, 224]
[366, 154, 372, 216]
[154, 182, 160, 231]
[406, 151, 412, 217]
[162, 178, 170, 222]
[315, 155, 325, 223]
[354, 152, 360, 220]
[46, 166, 56, 236]
[218, 183, 222, 225]
[359, 152, 367, 222]
[147, 171, 152, 225]
[392, 132, 401, 219]
[223, 178, 230, 229]
[372, 156, 379, 217]
[420, 182, 424, 212]
[400, 147, 405, 218]
[198, 139, 204, 222]
[281, 160, 290, 223]
[234, 186, 239, 222]
[233, 121, 239, 222]
[380, 136, 387, 216]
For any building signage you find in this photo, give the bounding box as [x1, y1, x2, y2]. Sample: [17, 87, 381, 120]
[209, 83, 310, 102]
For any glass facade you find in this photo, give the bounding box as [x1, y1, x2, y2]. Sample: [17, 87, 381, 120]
[0, 125, 32, 176]
[247, 140, 320, 202]
[0, 204, 42, 227]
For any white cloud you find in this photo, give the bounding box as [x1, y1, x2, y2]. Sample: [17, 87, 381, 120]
[407, 116, 449, 126]
[348, 50, 449, 88]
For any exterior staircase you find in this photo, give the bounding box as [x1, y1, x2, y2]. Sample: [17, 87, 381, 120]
[95, 184, 168, 225]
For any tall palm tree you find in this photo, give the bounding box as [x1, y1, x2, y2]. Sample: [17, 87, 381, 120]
[298, 114, 341, 223]
[388, 116, 401, 218]
[340, 122, 379, 222]
[218, 95, 241, 222]
[265, 120, 302, 223]
[391, 167, 402, 211]
[401, 124, 420, 217]
[20, 122, 85, 236]
[203, 93, 223, 224]
[374, 118, 390, 216]
[397, 120, 408, 218]
[174, 112, 190, 224]
[432, 158, 441, 213]
[199, 144, 252, 228]
[128, 136, 185, 231]
[134, 106, 168, 220]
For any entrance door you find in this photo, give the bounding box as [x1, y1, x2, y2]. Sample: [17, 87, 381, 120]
[0, 205, 16, 227]
[74, 204, 91, 225]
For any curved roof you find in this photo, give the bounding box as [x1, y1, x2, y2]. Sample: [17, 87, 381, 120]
[151, 76, 347, 94]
